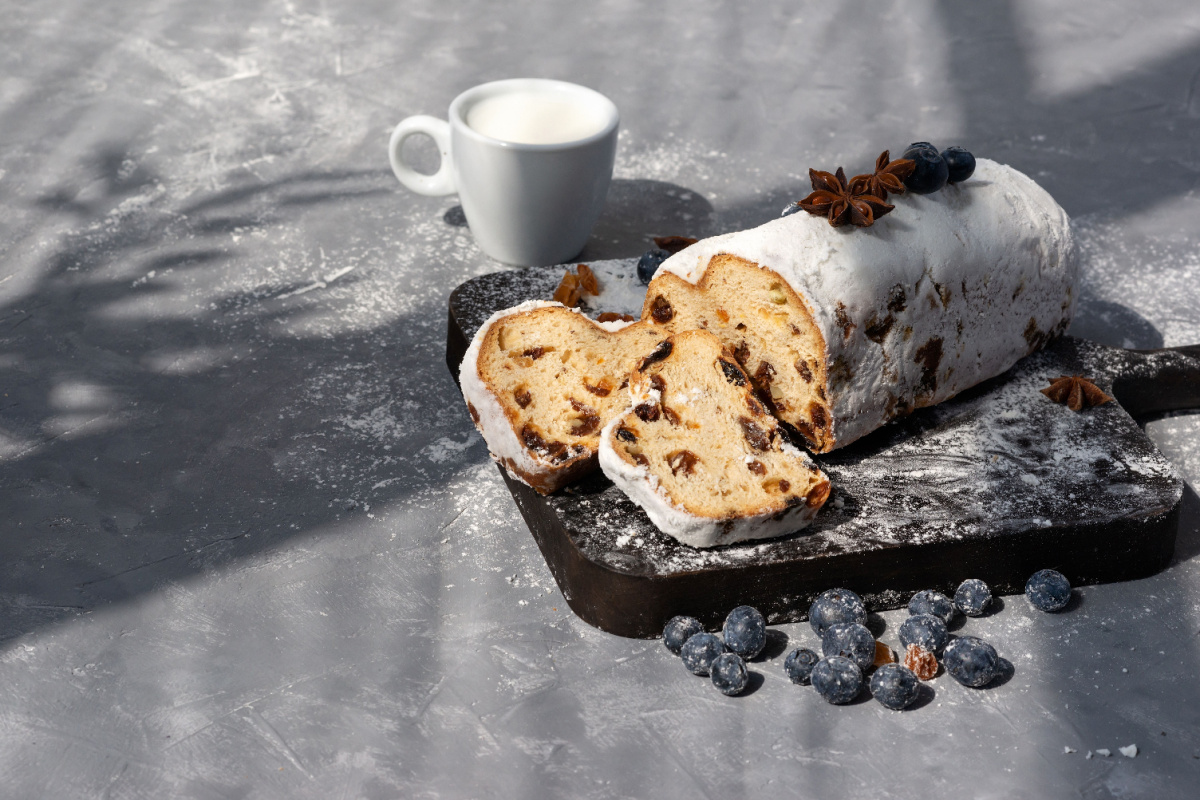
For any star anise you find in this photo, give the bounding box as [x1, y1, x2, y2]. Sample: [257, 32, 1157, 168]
[1040, 375, 1113, 411]
[798, 166, 895, 228]
[848, 150, 916, 200]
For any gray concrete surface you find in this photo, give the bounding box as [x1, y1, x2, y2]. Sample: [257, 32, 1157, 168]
[1, 1, 1199, 797]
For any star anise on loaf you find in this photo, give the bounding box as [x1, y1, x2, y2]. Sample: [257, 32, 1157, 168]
[798, 166, 895, 228]
[1040, 375, 1113, 411]
[848, 150, 916, 200]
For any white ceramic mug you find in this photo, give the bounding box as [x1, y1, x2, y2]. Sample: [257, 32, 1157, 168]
[389, 79, 619, 266]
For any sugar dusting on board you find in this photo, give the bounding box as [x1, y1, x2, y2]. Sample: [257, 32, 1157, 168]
[452, 263, 1184, 579]
[1072, 212, 1200, 494]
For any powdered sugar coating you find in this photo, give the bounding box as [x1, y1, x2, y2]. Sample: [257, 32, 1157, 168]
[458, 299, 565, 488]
[658, 159, 1078, 449]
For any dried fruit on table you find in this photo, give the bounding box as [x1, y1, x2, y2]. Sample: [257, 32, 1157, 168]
[552, 264, 601, 307]
[576, 263, 600, 295]
[552, 271, 581, 307]
[873, 640, 897, 668]
[903, 643, 938, 680]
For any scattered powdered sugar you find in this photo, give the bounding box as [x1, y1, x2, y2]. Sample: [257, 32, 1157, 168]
[1073, 214, 1200, 349]
[452, 273, 1183, 579]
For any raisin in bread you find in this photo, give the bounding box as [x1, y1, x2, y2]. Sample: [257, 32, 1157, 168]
[598, 330, 830, 548]
[645, 158, 1077, 452]
[459, 300, 670, 494]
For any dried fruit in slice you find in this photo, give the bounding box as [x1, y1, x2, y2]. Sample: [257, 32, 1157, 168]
[599, 330, 830, 548]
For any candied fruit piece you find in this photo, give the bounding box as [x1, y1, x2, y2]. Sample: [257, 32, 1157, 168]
[903, 643, 938, 680]
[553, 271, 581, 307]
[576, 263, 600, 295]
[873, 641, 896, 669]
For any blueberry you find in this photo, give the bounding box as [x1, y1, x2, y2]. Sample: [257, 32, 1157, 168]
[680, 632, 725, 676]
[941, 146, 976, 184]
[810, 656, 863, 705]
[902, 144, 949, 194]
[908, 589, 957, 625]
[898, 613, 949, 655]
[783, 647, 820, 685]
[710, 652, 749, 696]
[1026, 569, 1071, 612]
[954, 579, 992, 617]
[636, 249, 670, 285]
[942, 635, 999, 687]
[663, 615, 705, 655]
[821, 622, 875, 673]
[781, 201, 804, 217]
[808, 588, 867, 636]
[870, 664, 921, 710]
[722, 605, 767, 659]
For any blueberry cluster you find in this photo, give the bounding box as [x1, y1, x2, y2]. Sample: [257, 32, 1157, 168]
[660, 569, 1074, 707]
[665, 606, 766, 696]
[901, 142, 976, 194]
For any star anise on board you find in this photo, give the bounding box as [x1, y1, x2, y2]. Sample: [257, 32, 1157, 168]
[848, 150, 916, 200]
[1040, 375, 1113, 411]
[798, 166, 895, 228]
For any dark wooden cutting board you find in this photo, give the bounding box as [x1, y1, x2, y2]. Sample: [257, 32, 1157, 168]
[446, 261, 1200, 638]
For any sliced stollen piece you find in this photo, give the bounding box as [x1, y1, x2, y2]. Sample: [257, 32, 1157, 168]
[459, 300, 669, 494]
[598, 330, 831, 548]
[644, 158, 1078, 452]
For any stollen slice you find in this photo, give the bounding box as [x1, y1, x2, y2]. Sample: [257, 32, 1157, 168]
[459, 300, 668, 494]
[599, 329, 830, 548]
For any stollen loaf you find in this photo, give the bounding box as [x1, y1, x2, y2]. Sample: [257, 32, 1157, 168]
[644, 157, 1077, 451]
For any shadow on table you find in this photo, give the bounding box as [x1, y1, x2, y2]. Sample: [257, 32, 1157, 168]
[0, 152, 477, 644]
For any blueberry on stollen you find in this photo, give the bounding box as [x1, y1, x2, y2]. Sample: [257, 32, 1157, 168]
[870, 664, 921, 710]
[680, 632, 725, 676]
[783, 647, 820, 685]
[636, 249, 671, 285]
[663, 615, 705, 655]
[898, 613, 949, 655]
[908, 589, 957, 625]
[943, 636, 999, 688]
[710, 652, 750, 696]
[808, 588, 867, 636]
[781, 201, 804, 217]
[941, 146, 976, 184]
[811, 656, 863, 705]
[902, 144, 949, 194]
[1026, 569, 1071, 612]
[722, 605, 767, 659]
[821, 622, 876, 673]
[954, 579, 992, 617]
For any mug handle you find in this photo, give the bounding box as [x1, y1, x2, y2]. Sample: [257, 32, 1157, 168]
[388, 115, 456, 196]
